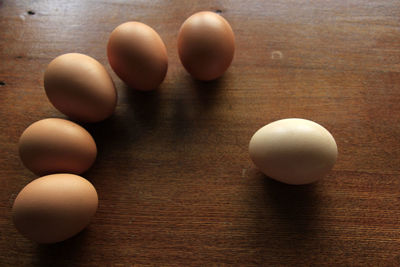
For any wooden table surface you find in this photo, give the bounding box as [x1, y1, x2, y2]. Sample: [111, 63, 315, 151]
[1, 0, 400, 266]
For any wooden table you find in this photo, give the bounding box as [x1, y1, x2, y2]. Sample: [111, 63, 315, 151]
[1, 0, 400, 266]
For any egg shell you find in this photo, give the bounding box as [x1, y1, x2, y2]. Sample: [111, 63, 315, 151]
[44, 53, 117, 123]
[249, 118, 338, 185]
[12, 174, 98, 244]
[19, 118, 97, 176]
[107, 22, 168, 91]
[177, 11, 235, 81]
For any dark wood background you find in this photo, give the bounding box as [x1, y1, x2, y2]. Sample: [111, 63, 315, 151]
[1, 0, 400, 266]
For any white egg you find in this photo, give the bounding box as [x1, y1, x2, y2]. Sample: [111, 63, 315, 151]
[249, 118, 338, 185]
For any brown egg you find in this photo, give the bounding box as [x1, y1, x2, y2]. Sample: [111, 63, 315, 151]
[107, 22, 168, 91]
[19, 118, 97, 176]
[177, 11, 235, 81]
[249, 118, 338, 185]
[12, 174, 98, 244]
[44, 53, 117, 123]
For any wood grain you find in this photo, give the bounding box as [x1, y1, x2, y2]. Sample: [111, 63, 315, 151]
[1, 0, 400, 266]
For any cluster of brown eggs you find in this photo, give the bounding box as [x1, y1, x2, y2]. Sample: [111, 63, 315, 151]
[12, 11, 235, 244]
[12, 10, 338, 245]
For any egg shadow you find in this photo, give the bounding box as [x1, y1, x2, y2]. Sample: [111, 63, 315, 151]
[249, 168, 321, 242]
[80, 83, 162, 168]
[263, 175, 320, 233]
[245, 168, 325, 264]
[190, 75, 226, 108]
[82, 115, 140, 159]
[33, 228, 90, 266]
[123, 83, 162, 130]
[170, 74, 227, 140]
